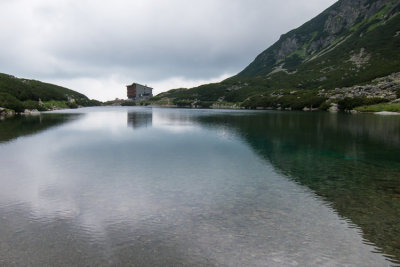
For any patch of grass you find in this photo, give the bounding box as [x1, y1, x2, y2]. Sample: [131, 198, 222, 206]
[22, 100, 47, 111]
[150, 98, 172, 106]
[120, 100, 136, 106]
[0, 74, 87, 102]
[41, 100, 69, 110]
[355, 102, 400, 112]
[338, 97, 388, 110]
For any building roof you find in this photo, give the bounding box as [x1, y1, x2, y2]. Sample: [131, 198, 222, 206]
[126, 83, 153, 89]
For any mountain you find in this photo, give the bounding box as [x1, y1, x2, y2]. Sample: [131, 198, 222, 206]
[154, 0, 400, 111]
[0, 73, 100, 113]
[238, 0, 400, 83]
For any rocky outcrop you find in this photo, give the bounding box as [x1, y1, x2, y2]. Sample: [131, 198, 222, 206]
[0, 107, 15, 119]
[275, 36, 300, 60]
[348, 48, 371, 68]
[308, 0, 395, 55]
[318, 72, 400, 100]
[238, 0, 400, 77]
[324, 0, 366, 34]
[22, 109, 40, 115]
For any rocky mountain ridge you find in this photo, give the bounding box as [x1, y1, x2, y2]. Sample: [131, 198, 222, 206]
[154, 0, 400, 112]
[239, 0, 400, 77]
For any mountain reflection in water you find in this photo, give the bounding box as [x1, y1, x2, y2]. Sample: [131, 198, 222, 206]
[196, 111, 400, 264]
[0, 113, 79, 143]
[0, 107, 398, 266]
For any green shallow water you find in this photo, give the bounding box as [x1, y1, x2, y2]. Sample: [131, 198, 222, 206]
[0, 107, 399, 266]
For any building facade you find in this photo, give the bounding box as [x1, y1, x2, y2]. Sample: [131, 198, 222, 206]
[127, 83, 153, 100]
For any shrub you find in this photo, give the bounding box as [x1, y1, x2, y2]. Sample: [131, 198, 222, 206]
[150, 96, 161, 101]
[22, 100, 47, 111]
[76, 98, 102, 107]
[23, 100, 41, 110]
[173, 99, 192, 107]
[338, 98, 365, 110]
[121, 101, 136, 106]
[139, 101, 150, 106]
[319, 101, 331, 111]
[241, 95, 277, 109]
[338, 97, 388, 110]
[196, 101, 213, 108]
[0, 93, 24, 112]
[303, 96, 327, 109]
[67, 102, 79, 109]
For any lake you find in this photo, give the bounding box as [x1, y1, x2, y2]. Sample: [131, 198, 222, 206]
[0, 107, 399, 266]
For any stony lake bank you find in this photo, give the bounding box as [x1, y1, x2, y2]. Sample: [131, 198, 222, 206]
[2, 72, 400, 117]
[149, 72, 400, 113]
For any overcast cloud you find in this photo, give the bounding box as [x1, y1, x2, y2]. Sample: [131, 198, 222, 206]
[0, 0, 337, 100]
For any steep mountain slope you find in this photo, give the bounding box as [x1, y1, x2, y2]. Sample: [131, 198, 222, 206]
[239, 0, 400, 79]
[155, 0, 400, 110]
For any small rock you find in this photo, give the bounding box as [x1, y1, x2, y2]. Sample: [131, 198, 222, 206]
[328, 103, 339, 113]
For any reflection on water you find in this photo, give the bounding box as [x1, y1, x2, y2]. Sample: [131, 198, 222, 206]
[196, 111, 400, 264]
[127, 111, 153, 129]
[0, 107, 398, 266]
[0, 113, 79, 143]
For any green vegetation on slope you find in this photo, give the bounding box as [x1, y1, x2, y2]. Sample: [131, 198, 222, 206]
[355, 102, 400, 112]
[155, 0, 400, 112]
[0, 73, 101, 113]
[0, 73, 86, 101]
[0, 92, 24, 113]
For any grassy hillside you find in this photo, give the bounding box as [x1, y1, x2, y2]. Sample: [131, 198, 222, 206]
[0, 73, 101, 113]
[154, 0, 400, 111]
[0, 73, 86, 101]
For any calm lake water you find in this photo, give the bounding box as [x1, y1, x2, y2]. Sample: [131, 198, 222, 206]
[0, 107, 399, 266]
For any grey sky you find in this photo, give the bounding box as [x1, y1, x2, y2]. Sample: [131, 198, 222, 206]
[0, 0, 337, 100]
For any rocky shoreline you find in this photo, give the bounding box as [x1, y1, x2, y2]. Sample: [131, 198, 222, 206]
[0, 108, 41, 120]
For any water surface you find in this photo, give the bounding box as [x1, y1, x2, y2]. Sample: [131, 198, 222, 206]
[0, 107, 399, 266]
